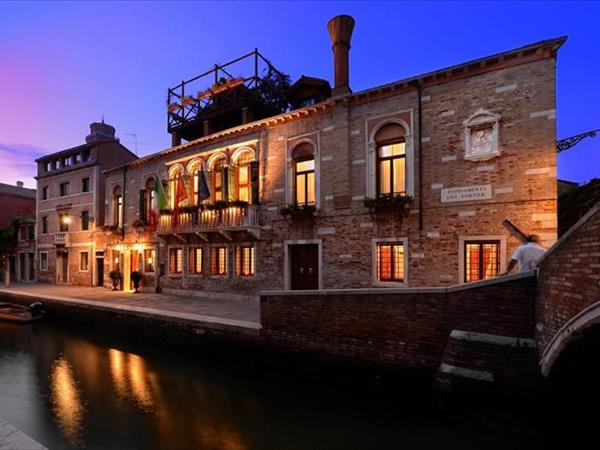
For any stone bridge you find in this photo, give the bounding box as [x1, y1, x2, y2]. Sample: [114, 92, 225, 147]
[536, 202, 600, 379]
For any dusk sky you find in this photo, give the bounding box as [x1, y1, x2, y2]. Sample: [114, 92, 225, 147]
[1, 1, 598, 188]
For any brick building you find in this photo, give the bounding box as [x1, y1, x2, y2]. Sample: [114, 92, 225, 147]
[94, 16, 563, 296]
[0, 182, 36, 283]
[35, 122, 137, 286]
[0, 182, 36, 228]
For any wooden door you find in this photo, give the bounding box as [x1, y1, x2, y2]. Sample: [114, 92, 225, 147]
[290, 244, 319, 290]
[96, 255, 104, 287]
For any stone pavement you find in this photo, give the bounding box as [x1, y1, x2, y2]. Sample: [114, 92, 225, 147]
[0, 283, 260, 330]
[0, 418, 47, 450]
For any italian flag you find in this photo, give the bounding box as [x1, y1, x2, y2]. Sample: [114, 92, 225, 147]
[150, 177, 167, 229]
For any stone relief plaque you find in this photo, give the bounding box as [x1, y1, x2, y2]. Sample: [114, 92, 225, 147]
[463, 109, 501, 161]
[470, 127, 493, 156]
[441, 185, 492, 203]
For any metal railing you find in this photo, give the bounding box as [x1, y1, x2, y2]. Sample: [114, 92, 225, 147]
[157, 205, 259, 233]
[167, 49, 287, 132]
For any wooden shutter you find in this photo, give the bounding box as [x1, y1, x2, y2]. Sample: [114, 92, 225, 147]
[228, 167, 237, 201]
[250, 161, 259, 204]
[221, 168, 229, 202]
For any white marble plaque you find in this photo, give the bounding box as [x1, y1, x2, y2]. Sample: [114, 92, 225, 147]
[441, 185, 492, 203]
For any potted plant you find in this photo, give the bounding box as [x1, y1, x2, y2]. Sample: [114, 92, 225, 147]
[280, 203, 317, 220]
[130, 271, 143, 294]
[364, 194, 413, 217]
[109, 269, 121, 291]
[102, 224, 121, 236]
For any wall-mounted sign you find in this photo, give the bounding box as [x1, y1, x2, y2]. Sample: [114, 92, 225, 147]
[441, 185, 492, 203]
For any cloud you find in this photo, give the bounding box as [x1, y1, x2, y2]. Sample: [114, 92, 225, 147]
[0, 143, 51, 188]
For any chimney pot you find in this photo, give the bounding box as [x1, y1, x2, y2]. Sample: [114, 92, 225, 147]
[327, 15, 355, 96]
[16, 181, 24, 188]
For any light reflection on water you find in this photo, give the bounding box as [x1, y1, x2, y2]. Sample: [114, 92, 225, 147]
[0, 321, 547, 450]
[50, 358, 84, 446]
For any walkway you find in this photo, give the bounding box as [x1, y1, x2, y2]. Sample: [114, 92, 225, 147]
[0, 418, 46, 450]
[0, 284, 260, 331]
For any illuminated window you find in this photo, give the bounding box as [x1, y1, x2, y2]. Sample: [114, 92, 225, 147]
[235, 151, 254, 203]
[210, 156, 227, 202]
[236, 245, 255, 277]
[143, 249, 155, 273]
[377, 141, 406, 196]
[80, 252, 89, 272]
[59, 214, 69, 232]
[290, 142, 316, 206]
[464, 240, 500, 282]
[113, 185, 123, 227]
[169, 248, 183, 274]
[376, 242, 405, 282]
[168, 166, 184, 209]
[186, 162, 202, 205]
[210, 247, 227, 275]
[189, 247, 203, 274]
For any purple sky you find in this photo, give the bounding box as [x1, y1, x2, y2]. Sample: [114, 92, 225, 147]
[1, 1, 599, 188]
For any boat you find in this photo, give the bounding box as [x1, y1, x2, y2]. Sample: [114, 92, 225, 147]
[0, 302, 44, 323]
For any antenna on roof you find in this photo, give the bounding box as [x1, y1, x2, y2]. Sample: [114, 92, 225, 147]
[123, 132, 146, 155]
[101, 114, 105, 124]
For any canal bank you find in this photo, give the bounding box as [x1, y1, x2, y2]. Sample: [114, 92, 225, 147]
[0, 273, 541, 395]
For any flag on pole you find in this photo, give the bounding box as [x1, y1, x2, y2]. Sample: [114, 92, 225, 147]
[175, 174, 188, 207]
[150, 177, 167, 229]
[198, 168, 211, 202]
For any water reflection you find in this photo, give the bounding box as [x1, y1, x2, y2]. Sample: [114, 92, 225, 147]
[0, 322, 547, 450]
[50, 357, 84, 446]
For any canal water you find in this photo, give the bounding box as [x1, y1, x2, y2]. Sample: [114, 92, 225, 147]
[0, 321, 549, 450]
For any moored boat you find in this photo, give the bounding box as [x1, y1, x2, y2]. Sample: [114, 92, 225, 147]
[0, 302, 44, 323]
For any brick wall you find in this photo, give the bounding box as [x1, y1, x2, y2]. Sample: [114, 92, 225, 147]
[99, 51, 558, 296]
[536, 203, 600, 361]
[261, 273, 536, 371]
[0, 193, 35, 229]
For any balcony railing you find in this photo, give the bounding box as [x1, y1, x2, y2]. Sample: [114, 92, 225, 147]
[157, 205, 259, 234]
[54, 232, 69, 245]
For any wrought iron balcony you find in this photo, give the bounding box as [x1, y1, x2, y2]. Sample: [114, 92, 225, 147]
[157, 205, 260, 240]
[54, 232, 69, 246]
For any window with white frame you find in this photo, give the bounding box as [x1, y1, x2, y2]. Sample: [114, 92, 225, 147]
[80, 251, 89, 272]
[367, 118, 414, 199]
[372, 238, 407, 285]
[290, 142, 316, 206]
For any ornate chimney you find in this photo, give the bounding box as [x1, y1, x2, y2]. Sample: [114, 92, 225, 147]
[327, 15, 355, 96]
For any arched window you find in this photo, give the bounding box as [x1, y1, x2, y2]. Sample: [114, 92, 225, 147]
[233, 149, 254, 203]
[187, 160, 203, 205]
[375, 123, 406, 196]
[209, 155, 227, 202]
[113, 185, 123, 226]
[169, 165, 184, 208]
[292, 142, 316, 206]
